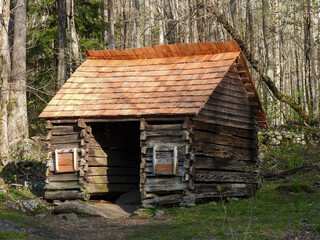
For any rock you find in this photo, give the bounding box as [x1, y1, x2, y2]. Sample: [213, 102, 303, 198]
[6, 199, 42, 214]
[270, 138, 280, 146]
[300, 217, 309, 223]
[155, 210, 166, 217]
[64, 213, 78, 220]
[115, 190, 141, 205]
[258, 152, 266, 163]
[0, 220, 44, 237]
[0, 220, 24, 232]
[142, 204, 155, 209]
[53, 200, 131, 219]
[28, 181, 46, 197]
[35, 214, 46, 219]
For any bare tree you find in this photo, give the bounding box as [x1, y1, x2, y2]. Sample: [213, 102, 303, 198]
[57, 0, 67, 90]
[8, 0, 29, 147]
[0, 0, 11, 165]
[108, 0, 115, 49]
[67, 0, 81, 73]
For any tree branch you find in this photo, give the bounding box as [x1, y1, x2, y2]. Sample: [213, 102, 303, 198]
[213, 10, 311, 123]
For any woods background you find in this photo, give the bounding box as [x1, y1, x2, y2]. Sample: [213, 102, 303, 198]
[0, 0, 319, 163]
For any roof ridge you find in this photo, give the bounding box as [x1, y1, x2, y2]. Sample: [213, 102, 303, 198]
[84, 41, 241, 60]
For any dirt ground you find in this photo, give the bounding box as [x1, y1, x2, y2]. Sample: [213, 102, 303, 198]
[42, 215, 160, 240]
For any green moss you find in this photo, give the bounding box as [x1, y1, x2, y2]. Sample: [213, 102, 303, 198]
[0, 231, 31, 240]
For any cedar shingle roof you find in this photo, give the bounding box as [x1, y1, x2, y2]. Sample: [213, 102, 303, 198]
[39, 41, 268, 128]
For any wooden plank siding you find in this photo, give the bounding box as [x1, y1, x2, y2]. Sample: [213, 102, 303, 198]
[193, 64, 260, 201]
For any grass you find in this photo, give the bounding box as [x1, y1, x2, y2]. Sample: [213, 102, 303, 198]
[0, 231, 31, 240]
[261, 143, 320, 171]
[124, 142, 320, 239]
[124, 180, 320, 239]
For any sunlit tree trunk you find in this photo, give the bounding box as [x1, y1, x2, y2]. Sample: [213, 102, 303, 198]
[57, 0, 67, 90]
[67, 0, 81, 70]
[0, 0, 10, 165]
[108, 0, 115, 49]
[8, 0, 29, 147]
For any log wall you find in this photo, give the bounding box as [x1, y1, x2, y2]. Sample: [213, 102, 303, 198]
[193, 63, 260, 201]
[140, 118, 195, 206]
[45, 119, 90, 200]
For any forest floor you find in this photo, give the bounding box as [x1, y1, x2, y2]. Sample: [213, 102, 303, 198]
[0, 143, 319, 240]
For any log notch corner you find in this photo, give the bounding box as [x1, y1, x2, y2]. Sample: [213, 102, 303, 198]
[44, 119, 91, 201]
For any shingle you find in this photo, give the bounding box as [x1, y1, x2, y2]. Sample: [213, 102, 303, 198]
[39, 41, 266, 129]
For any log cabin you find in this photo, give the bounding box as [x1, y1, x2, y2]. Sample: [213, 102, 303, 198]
[39, 41, 268, 206]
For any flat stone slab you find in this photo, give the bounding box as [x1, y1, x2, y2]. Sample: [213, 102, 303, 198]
[53, 200, 132, 219]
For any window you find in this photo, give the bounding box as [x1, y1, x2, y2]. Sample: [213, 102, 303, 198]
[153, 145, 178, 175]
[54, 148, 79, 173]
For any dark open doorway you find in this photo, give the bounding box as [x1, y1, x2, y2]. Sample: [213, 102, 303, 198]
[87, 121, 141, 203]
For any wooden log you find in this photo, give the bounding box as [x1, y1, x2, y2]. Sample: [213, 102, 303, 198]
[89, 148, 107, 158]
[51, 125, 81, 136]
[215, 85, 248, 99]
[207, 95, 252, 112]
[144, 177, 189, 192]
[219, 79, 246, 93]
[44, 190, 89, 200]
[203, 102, 253, 118]
[140, 130, 183, 139]
[50, 143, 81, 151]
[142, 123, 182, 131]
[195, 170, 259, 183]
[46, 181, 81, 190]
[193, 120, 256, 139]
[86, 183, 139, 193]
[194, 114, 256, 130]
[48, 173, 79, 182]
[199, 109, 255, 125]
[193, 130, 256, 149]
[88, 157, 139, 167]
[195, 183, 256, 199]
[46, 120, 53, 129]
[222, 76, 243, 85]
[196, 157, 257, 171]
[142, 194, 183, 205]
[87, 175, 139, 184]
[194, 142, 256, 161]
[78, 118, 87, 128]
[87, 167, 139, 176]
[262, 162, 320, 179]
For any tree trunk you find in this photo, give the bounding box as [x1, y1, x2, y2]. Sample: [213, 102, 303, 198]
[101, 0, 105, 47]
[164, 0, 175, 44]
[135, 0, 141, 47]
[66, 0, 81, 71]
[196, 0, 204, 42]
[0, 0, 11, 165]
[8, 0, 29, 148]
[57, 0, 67, 90]
[214, 10, 311, 123]
[108, 0, 115, 49]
